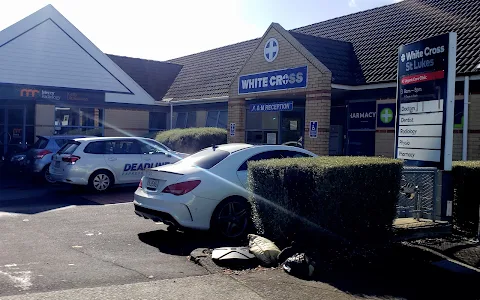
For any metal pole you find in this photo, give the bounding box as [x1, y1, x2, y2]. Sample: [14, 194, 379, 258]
[462, 76, 469, 161]
[170, 102, 173, 129]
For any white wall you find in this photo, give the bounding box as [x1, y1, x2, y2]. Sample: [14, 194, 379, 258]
[0, 20, 129, 93]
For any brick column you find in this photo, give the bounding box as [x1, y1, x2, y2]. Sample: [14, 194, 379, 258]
[304, 89, 331, 155]
[228, 98, 246, 143]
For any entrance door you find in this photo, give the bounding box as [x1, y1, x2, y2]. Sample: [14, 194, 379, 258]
[0, 106, 26, 159]
[280, 110, 304, 147]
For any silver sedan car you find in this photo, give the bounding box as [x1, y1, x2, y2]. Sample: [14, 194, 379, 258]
[26, 135, 89, 182]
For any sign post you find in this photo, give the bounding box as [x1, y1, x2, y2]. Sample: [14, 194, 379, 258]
[395, 32, 457, 220]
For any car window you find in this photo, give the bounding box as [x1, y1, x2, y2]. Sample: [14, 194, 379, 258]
[174, 148, 229, 169]
[33, 137, 49, 149]
[238, 151, 283, 171]
[237, 150, 312, 171]
[139, 140, 167, 155]
[105, 140, 142, 155]
[58, 141, 80, 154]
[84, 141, 107, 154]
[55, 139, 67, 148]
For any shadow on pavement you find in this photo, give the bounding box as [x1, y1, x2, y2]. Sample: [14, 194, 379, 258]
[0, 169, 137, 214]
[307, 243, 480, 299]
[138, 229, 240, 256]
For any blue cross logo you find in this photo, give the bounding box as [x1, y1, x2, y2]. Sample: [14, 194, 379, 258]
[264, 38, 279, 62]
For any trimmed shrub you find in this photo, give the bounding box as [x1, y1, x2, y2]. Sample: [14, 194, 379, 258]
[154, 127, 227, 154]
[452, 161, 480, 237]
[248, 156, 403, 246]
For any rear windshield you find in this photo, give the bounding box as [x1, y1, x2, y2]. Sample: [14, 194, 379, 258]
[174, 148, 229, 169]
[58, 141, 80, 155]
[33, 137, 49, 149]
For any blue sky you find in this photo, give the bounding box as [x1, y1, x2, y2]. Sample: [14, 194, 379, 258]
[0, 0, 402, 61]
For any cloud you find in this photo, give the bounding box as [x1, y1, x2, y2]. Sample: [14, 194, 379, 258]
[348, 0, 357, 8]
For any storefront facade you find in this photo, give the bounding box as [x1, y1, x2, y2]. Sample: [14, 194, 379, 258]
[2, 0, 480, 160]
[0, 5, 171, 158]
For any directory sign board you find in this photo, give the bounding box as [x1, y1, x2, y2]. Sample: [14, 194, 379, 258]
[395, 33, 457, 170]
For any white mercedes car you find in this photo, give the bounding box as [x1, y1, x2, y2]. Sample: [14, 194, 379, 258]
[134, 143, 316, 238]
[49, 137, 187, 192]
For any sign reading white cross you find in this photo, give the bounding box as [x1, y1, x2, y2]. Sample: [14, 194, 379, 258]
[264, 38, 279, 62]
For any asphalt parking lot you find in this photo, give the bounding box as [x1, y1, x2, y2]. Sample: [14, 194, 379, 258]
[0, 177, 212, 297]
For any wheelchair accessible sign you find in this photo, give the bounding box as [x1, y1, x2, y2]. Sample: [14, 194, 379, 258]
[309, 121, 318, 138]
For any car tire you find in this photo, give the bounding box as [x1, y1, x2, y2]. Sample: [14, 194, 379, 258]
[210, 197, 251, 239]
[88, 170, 114, 192]
[41, 164, 56, 184]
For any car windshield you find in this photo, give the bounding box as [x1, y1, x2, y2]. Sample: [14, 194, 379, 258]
[32, 137, 49, 149]
[173, 148, 229, 169]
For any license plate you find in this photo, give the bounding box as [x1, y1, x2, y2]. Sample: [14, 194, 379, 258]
[55, 161, 60, 168]
[146, 178, 159, 189]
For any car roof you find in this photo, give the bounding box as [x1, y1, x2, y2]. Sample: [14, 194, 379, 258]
[214, 143, 253, 153]
[37, 135, 91, 139]
[73, 136, 152, 142]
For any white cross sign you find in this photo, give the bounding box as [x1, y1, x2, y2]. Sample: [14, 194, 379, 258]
[264, 38, 279, 62]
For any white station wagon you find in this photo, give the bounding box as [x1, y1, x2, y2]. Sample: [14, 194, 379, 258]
[50, 137, 187, 192]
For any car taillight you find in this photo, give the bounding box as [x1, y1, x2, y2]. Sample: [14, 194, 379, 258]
[62, 155, 81, 164]
[162, 180, 201, 196]
[35, 149, 52, 159]
[139, 177, 143, 188]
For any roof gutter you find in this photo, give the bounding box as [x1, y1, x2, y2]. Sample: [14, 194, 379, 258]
[167, 96, 229, 106]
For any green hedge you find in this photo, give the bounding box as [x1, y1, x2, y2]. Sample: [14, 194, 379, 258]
[452, 161, 480, 236]
[248, 156, 403, 246]
[154, 127, 227, 154]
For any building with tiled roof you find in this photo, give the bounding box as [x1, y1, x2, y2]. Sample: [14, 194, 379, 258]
[1, 0, 479, 164]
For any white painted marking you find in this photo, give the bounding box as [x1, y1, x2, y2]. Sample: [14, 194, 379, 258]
[4, 264, 17, 268]
[22, 219, 29, 222]
[0, 270, 32, 290]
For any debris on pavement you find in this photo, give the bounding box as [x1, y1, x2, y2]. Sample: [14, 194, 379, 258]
[248, 234, 281, 267]
[283, 253, 315, 279]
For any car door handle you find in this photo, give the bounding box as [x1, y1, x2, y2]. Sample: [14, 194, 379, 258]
[108, 157, 117, 161]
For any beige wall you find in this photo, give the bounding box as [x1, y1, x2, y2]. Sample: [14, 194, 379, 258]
[228, 26, 332, 155]
[35, 104, 55, 137]
[104, 108, 149, 137]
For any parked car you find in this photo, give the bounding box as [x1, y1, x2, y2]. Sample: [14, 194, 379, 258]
[26, 135, 89, 183]
[49, 137, 188, 192]
[134, 143, 316, 238]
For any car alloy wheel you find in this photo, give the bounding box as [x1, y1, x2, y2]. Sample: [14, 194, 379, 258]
[216, 200, 250, 239]
[93, 173, 111, 191]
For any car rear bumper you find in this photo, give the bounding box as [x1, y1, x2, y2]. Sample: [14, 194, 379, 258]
[49, 165, 89, 185]
[133, 188, 216, 230]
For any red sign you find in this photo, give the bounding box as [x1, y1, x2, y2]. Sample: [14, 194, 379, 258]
[401, 70, 445, 85]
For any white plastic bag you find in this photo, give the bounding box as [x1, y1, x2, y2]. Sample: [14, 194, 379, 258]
[248, 234, 281, 266]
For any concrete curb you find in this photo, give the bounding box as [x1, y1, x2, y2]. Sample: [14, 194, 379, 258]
[405, 242, 480, 274]
[189, 248, 224, 274]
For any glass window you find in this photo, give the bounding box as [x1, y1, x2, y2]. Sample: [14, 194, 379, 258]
[149, 112, 167, 130]
[218, 111, 228, 128]
[205, 110, 228, 128]
[105, 140, 142, 155]
[186, 112, 196, 128]
[206, 111, 218, 127]
[58, 141, 80, 154]
[139, 139, 168, 154]
[54, 107, 104, 136]
[238, 151, 284, 171]
[33, 137, 49, 149]
[55, 139, 67, 148]
[84, 141, 107, 154]
[176, 112, 187, 128]
[174, 148, 229, 169]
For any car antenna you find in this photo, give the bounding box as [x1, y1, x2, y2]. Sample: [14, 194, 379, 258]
[212, 144, 217, 151]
